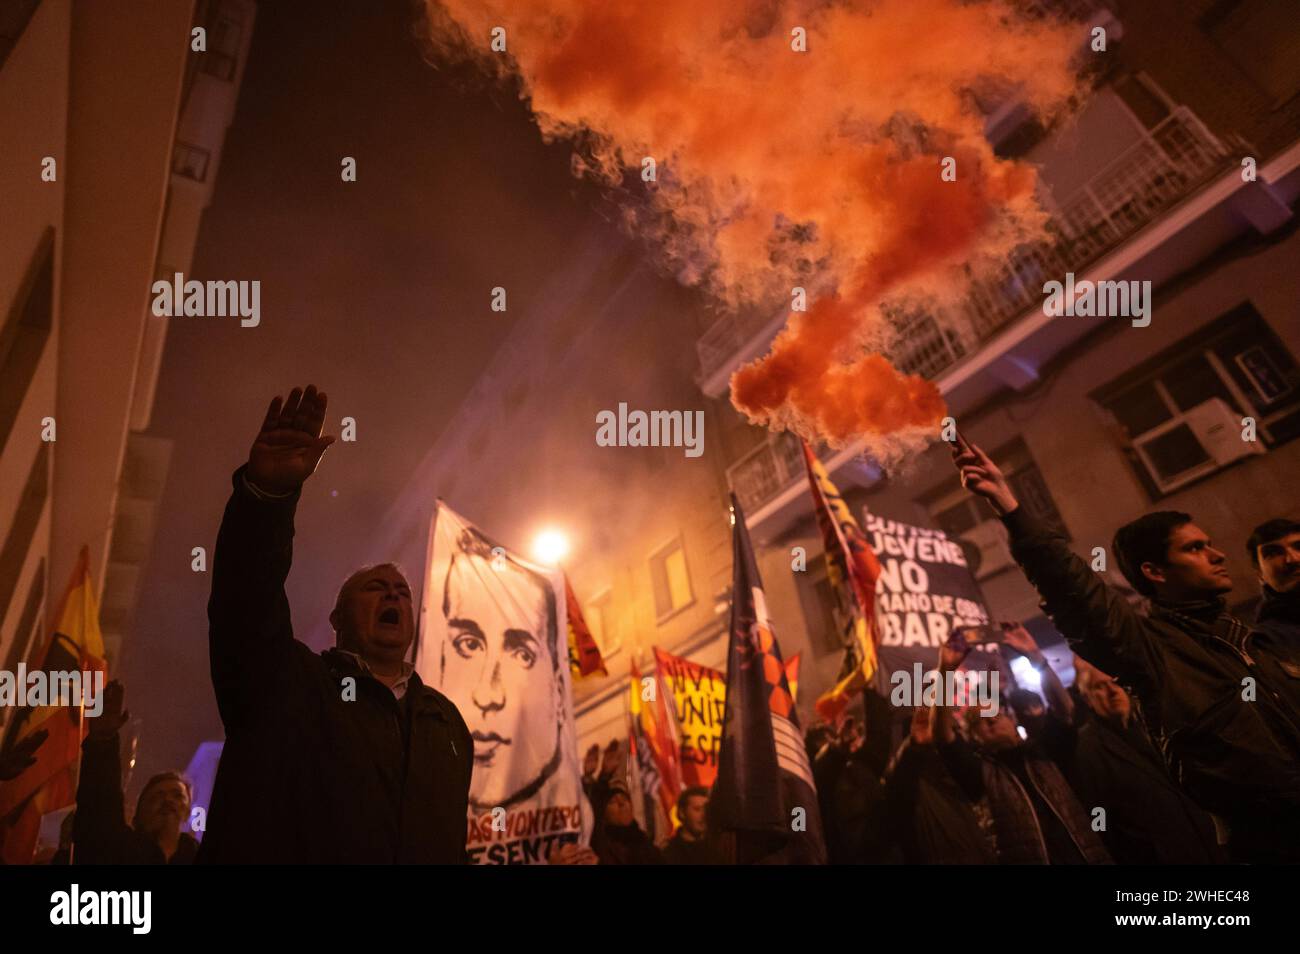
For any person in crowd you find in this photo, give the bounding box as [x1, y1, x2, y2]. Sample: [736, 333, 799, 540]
[1249, 518, 1300, 644]
[883, 706, 995, 864]
[950, 433, 1300, 862]
[200, 385, 472, 863]
[661, 786, 727, 864]
[931, 634, 1112, 864]
[1069, 657, 1222, 864]
[821, 692, 898, 863]
[589, 778, 663, 865]
[71, 680, 196, 864]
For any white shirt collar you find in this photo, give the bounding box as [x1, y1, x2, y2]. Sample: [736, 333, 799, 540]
[335, 650, 415, 700]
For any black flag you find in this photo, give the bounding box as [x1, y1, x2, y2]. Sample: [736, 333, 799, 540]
[711, 494, 826, 864]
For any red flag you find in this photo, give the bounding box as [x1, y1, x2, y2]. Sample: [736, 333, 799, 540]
[565, 577, 607, 679]
[628, 658, 683, 820]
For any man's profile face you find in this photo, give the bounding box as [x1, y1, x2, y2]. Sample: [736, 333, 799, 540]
[1257, 531, 1300, 594]
[333, 565, 414, 668]
[442, 550, 560, 809]
[1144, 523, 1232, 599]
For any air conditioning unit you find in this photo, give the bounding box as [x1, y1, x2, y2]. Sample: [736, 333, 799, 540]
[960, 519, 1016, 581]
[1133, 397, 1264, 494]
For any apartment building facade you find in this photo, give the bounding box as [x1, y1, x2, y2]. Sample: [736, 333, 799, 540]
[0, 0, 255, 716]
[377, 0, 1298, 764]
[712, 0, 1300, 716]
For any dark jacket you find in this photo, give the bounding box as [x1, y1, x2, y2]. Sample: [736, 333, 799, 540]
[199, 467, 473, 864]
[884, 738, 994, 865]
[939, 731, 1111, 865]
[660, 831, 728, 865]
[1067, 713, 1221, 864]
[72, 734, 197, 865]
[590, 821, 663, 865]
[1002, 507, 1300, 863]
[1255, 586, 1300, 646]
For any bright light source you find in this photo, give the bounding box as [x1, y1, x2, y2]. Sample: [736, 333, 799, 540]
[1009, 656, 1042, 693]
[532, 529, 570, 565]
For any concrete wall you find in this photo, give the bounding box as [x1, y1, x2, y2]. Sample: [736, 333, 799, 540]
[0, 0, 69, 683]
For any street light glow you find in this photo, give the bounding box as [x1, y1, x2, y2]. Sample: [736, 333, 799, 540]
[532, 529, 570, 565]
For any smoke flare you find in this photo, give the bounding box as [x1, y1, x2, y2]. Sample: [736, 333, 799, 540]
[423, 0, 1082, 460]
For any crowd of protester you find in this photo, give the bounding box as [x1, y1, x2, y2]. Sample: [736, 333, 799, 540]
[5, 387, 1295, 865]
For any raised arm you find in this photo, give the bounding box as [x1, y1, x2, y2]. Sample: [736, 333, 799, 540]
[207, 386, 335, 734]
[949, 434, 1161, 692]
[72, 680, 131, 864]
[930, 638, 985, 801]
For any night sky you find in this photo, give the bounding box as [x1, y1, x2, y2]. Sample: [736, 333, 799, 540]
[122, 0, 616, 788]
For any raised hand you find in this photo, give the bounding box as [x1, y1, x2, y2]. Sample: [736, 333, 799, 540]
[88, 679, 129, 741]
[0, 728, 48, 781]
[950, 433, 1018, 516]
[999, 622, 1042, 662]
[938, 631, 973, 673]
[247, 385, 336, 495]
[599, 739, 621, 779]
[582, 744, 600, 779]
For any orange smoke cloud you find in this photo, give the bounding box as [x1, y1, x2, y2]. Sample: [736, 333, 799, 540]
[423, 0, 1082, 456]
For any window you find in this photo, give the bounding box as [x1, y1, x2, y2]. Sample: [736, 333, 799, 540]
[200, 14, 242, 81]
[1092, 303, 1299, 497]
[583, 587, 622, 659]
[0, 442, 50, 636]
[794, 566, 850, 658]
[0, 0, 42, 72]
[172, 142, 211, 182]
[649, 536, 694, 622]
[0, 228, 54, 457]
[0, 558, 44, 732]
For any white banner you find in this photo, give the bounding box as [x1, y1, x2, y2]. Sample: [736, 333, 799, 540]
[416, 501, 591, 864]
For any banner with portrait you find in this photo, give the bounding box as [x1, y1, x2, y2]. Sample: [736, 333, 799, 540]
[416, 501, 591, 864]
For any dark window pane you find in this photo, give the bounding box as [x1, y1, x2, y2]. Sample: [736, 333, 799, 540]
[1162, 353, 1234, 413]
[1142, 424, 1211, 481]
[1107, 382, 1170, 435]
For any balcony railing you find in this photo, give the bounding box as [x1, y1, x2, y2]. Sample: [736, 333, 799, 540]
[966, 107, 1235, 338]
[727, 431, 807, 515]
[721, 106, 1239, 515]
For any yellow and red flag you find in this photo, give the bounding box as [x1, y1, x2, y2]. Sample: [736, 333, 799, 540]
[628, 657, 683, 822]
[801, 441, 882, 723]
[0, 548, 107, 864]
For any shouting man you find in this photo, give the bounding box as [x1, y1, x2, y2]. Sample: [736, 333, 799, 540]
[201, 386, 472, 863]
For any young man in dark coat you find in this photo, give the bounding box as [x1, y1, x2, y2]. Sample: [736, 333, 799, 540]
[951, 435, 1300, 863]
[199, 385, 473, 864]
[71, 680, 197, 865]
[1249, 518, 1300, 645]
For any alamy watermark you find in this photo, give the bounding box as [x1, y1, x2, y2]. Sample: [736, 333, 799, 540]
[596, 403, 704, 458]
[150, 271, 260, 327]
[889, 663, 1000, 717]
[1042, 272, 1151, 327]
[0, 665, 104, 716]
